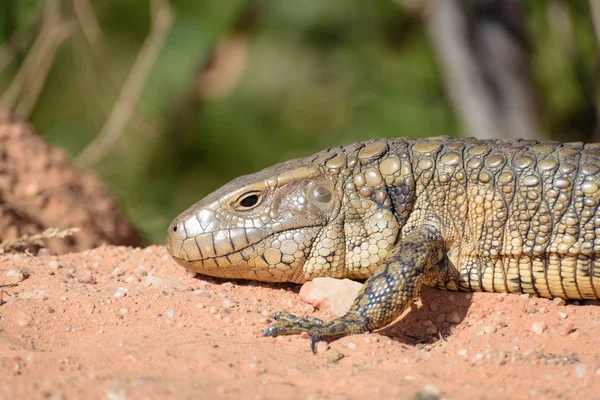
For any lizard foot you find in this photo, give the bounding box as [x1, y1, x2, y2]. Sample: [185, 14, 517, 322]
[262, 311, 368, 353]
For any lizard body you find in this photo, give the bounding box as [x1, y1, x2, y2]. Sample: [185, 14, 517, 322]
[166, 137, 600, 349]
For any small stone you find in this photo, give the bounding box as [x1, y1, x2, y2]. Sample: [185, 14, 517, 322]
[457, 348, 468, 356]
[167, 309, 175, 319]
[6, 269, 28, 282]
[145, 275, 183, 289]
[114, 287, 129, 298]
[532, 322, 547, 335]
[195, 303, 205, 309]
[299, 277, 362, 317]
[224, 316, 233, 323]
[36, 248, 55, 257]
[314, 341, 329, 354]
[426, 325, 439, 335]
[446, 311, 461, 324]
[196, 291, 212, 299]
[209, 306, 218, 314]
[429, 302, 439, 312]
[77, 274, 96, 284]
[112, 267, 125, 277]
[187, 270, 197, 278]
[125, 276, 139, 284]
[17, 313, 31, 327]
[326, 348, 344, 363]
[64, 273, 74, 281]
[422, 320, 433, 327]
[559, 312, 568, 319]
[520, 294, 530, 299]
[346, 342, 357, 349]
[576, 364, 587, 378]
[423, 383, 440, 396]
[48, 260, 60, 270]
[553, 297, 566, 306]
[483, 325, 496, 335]
[223, 299, 235, 308]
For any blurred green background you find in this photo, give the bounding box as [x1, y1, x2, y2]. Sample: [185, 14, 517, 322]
[1, 0, 599, 243]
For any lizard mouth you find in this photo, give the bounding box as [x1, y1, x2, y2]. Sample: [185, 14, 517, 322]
[168, 226, 322, 264]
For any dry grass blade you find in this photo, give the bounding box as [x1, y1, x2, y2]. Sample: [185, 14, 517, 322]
[0, 227, 80, 254]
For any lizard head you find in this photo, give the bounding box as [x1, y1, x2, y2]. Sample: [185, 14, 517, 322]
[166, 162, 342, 282]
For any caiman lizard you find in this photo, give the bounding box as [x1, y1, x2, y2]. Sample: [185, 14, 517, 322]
[166, 137, 600, 351]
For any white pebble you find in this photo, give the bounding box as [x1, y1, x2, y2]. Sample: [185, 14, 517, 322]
[423, 384, 440, 396]
[346, 342, 357, 349]
[112, 267, 125, 277]
[114, 287, 129, 298]
[167, 309, 175, 319]
[576, 364, 587, 379]
[457, 349, 468, 356]
[483, 325, 496, 335]
[559, 312, 568, 319]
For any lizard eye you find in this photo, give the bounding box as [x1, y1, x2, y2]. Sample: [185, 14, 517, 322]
[234, 192, 263, 210]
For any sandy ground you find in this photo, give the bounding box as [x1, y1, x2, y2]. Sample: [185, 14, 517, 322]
[0, 245, 599, 400]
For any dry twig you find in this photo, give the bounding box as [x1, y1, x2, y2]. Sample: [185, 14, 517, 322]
[75, 0, 175, 167]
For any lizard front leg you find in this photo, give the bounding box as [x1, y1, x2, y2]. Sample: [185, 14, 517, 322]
[263, 225, 445, 352]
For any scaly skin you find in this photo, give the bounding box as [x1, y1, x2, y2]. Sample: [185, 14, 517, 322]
[166, 137, 600, 351]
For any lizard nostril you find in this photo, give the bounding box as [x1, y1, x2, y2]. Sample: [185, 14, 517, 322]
[173, 225, 177, 232]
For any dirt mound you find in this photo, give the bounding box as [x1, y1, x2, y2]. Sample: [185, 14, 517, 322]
[0, 112, 143, 254]
[0, 245, 598, 399]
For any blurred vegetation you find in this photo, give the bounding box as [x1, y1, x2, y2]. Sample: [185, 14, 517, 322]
[1, 0, 599, 243]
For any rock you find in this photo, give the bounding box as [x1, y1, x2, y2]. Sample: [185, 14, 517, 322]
[77, 274, 96, 284]
[314, 341, 329, 354]
[114, 287, 129, 298]
[446, 311, 461, 324]
[326, 348, 344, 363]
[426, 325, 439, 335]
[553, 297, 566, 306]
[531, 322, 547, 335]
[576, 364, 587, 379]
[483, 325, 496, 335]
[145, 275, 184, 289]
[299, 277, 362, 317]
[36, 248, 55, 257]
[6, 269, 28, 282]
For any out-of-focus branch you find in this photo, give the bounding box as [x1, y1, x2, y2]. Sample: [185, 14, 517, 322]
[71, 0, 159, 137]
[403, 0, 542, 140]
[72, 0, 103, 46]
[75, 0, 175, 168]
[548, 1, 599, 142]
[591, 0, 600, 51]
[0, 0, 73, 116]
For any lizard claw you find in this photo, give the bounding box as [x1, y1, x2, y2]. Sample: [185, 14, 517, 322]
[262, 310, 370, 353]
